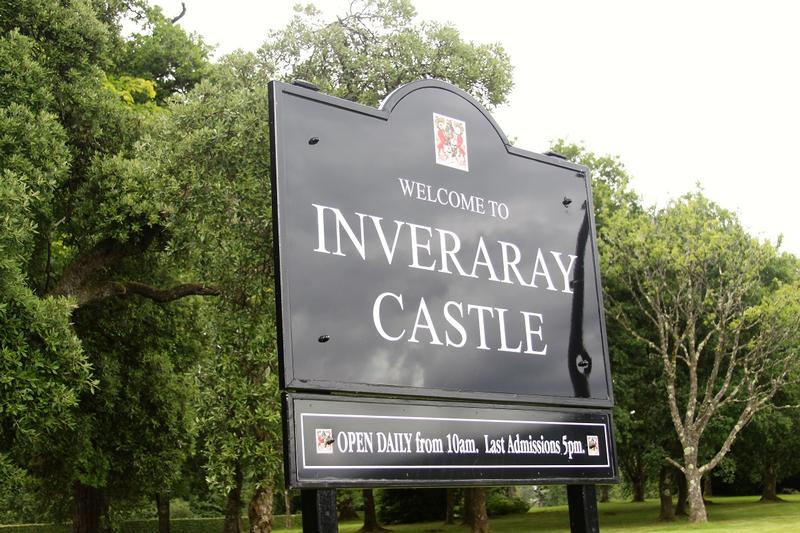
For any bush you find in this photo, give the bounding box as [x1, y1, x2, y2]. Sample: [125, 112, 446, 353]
[170, 498, 193, 519]
[486, 490, 529, 517]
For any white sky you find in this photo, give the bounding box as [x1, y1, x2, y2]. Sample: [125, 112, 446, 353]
[152, 0, 800, 256]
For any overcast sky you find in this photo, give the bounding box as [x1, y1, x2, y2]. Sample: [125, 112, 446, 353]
[151, 0, 800, 256]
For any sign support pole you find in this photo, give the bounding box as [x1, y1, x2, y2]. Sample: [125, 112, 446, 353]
[567, 484, 599, 533]
[301, 489, 338, 533]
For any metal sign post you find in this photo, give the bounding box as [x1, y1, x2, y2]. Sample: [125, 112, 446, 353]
[568, 484, 599, 533]
[300, 489, 338, 533]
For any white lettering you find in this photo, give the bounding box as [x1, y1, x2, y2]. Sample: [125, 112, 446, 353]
[443, 300, 467, 348]
[469, 236, 500, 281]
[407, 223, 437, 271]
[521, 312, 547, 355]
[551, 252, 578, 293]
[398, 177, 414, 197]
[372, 292, 405, 341]
[437, 228, 472, 277]
[466, 304, 494, 350]
[409, 297, 443, 345]
[368, 215, 404, 264]
[529, 248, 556, 291]
[496, 307, 523, 353]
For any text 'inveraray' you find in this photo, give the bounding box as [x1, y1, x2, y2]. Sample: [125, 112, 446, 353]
[312, 203, 576, 290]
[311, 203, 579, 355]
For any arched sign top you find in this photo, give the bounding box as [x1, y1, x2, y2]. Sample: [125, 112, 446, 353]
[379, 78, 511, 148]
[275, 79, 584, 172]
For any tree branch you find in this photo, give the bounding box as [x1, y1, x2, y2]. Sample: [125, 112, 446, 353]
[170, 2, 187, 24]
[49, 229, 160, 300]
[665, 456, 685, 474]
[80, 281, 220, 306]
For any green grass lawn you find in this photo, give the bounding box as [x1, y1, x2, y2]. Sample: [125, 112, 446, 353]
[334, 494, 800, 533]
[3, 495, 799, 532]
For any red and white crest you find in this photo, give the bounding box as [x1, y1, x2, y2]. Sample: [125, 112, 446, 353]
[587, 435, 600, 456]
[433, 113, 469, 171]
[315, 428, 333, 454]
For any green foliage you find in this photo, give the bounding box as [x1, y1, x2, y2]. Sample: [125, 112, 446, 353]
[601, 188, 800, 522]
[485, 489, 529, 516]
[145, 50, 282, 496]
[0, 0, 112, 77]
[103, 74, 157, 106]
[261, 0, 513, 108]
[117, 5, 211, 101]
[0, 89, 92, 461]
[0, 456, 51, 523]
[0, 30, 54, 111]
[732, 385, 800, 487]
[1, 0, 214, 526]
[27, 295, 201, 515]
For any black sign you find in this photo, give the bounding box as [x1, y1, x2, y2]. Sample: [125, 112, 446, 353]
[285, 394, 617, 487]
[269, 80, 612, 408]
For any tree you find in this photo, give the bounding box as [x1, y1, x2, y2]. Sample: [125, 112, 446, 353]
[61, 297, 201, 532]
[117, 4, 211, 101]
[0, 31, 96, 484]
[148, 47, 281, 533]
[0, 1, 214, 531]
[603, 192, 800, 523]
[359, 489, 387, 532]
[465, 488, 489, 533]
[731, 383, 800, 501]
[260, 0, 513, 109]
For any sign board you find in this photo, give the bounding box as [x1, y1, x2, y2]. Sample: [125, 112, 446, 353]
[286, 394, 615, 487]
[269, 79, 617, 486]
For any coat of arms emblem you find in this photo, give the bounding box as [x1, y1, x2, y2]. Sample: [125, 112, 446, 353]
[433, 113, 468, 171]
[316, 428, 334, 454]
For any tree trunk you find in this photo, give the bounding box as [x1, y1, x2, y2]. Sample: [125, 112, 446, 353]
[248, 485, 273, 533]
[599, 485, 609, 503]
[461, 488, 474, 526]
[686, 469, 707, 523]
[657, 466, 674, 521]
[469, 488, 489, 533]
[444, 488, 456, 525]
[675, 469, 687, 516]
[760, 462, 782, 502]
[223, 464, 245, 533]
[284, 490, 292, 528]
[72, 482, 108, 533]
[156, 492, 170, 533]
[360, 488, 386, 532]
[631, 475, 646, 502]
[625, 455, 647, 503]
